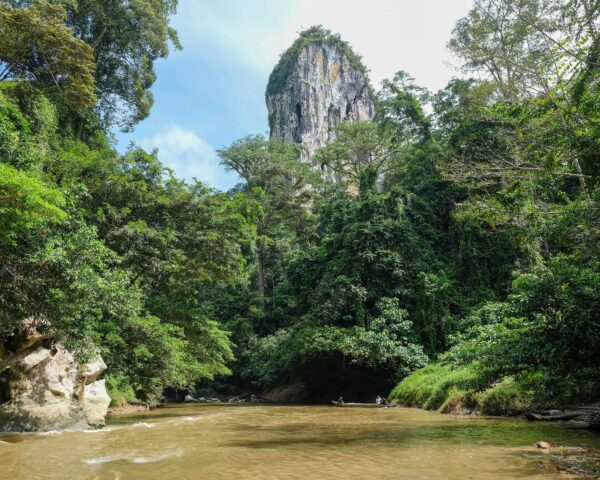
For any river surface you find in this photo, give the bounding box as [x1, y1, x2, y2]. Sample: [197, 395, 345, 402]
[0, 404, 599, 479]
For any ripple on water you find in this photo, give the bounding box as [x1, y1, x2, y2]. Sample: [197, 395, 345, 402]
[82, 426, 118, 433]
[84, 450, 182, 466]
[131, 422, 156, 428]
[37, 426, 122, 436]
[181, 416, 202, 423]
[37, 430, 63, 437]
[84, 455, 130, 465]
[165, 411, 229, 425]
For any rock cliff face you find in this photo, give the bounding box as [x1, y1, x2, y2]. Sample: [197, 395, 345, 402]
[0, 318, 111, 432]
[266, 39, 374, 174]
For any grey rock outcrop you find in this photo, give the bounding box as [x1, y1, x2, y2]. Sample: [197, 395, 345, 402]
[83, 378, 111, 427]
[0, 318, 111, 432]
[266, 40, 374, 176]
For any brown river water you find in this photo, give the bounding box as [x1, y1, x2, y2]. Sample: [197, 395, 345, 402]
[0, 404, 599, 480]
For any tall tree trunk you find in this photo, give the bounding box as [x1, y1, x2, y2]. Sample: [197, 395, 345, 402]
[573, 157, 592, 205]
[257, 248, 265, 297]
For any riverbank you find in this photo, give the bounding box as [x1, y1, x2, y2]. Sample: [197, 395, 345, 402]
[390, 365, 600, 478]
[390, 364, 600, 421]
[546, 445, 600, 478]
[108, 404, 157, 416]
[389, 363, 532, 415]
[107, 394, 267, 417]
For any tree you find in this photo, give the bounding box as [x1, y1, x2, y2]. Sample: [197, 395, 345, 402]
[0, 163, 66, 246]
[243, 298, 427, 396]
[61, 146, 257, 397]
[3, 0, 181, 129]
[0, 2, 96, 111]
[314, 121, 398, 196]
[449, 0, 561, 101]
[0, 81, 256, 401]
[377, 70, 431, 143]
[219, 135, 318, 297]
[67, 0, 181, 129]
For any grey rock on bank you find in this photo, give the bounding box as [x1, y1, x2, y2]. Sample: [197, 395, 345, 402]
[266, 41, 374, 178]
[0, 318, 111, 432]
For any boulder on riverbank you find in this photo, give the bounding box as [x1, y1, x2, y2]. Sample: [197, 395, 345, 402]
[184, 395, 221, 403]
[0, 318, 111, 432]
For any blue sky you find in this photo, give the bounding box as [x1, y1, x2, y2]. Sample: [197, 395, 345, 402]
[117, 0, 474, 191]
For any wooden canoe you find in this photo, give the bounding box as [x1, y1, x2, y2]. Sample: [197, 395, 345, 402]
[331, 401, 390, 408]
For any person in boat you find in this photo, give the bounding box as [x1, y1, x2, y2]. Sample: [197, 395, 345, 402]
[376, 395, 389, 406]
[337, 396, 344, 404]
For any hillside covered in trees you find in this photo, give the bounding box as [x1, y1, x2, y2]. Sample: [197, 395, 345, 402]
[0, 0, 599, 418]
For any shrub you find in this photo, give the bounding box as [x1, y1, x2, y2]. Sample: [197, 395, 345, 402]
[390, 363, 479, 411]
[105, 375, 138, 407]
[475, 376, 532, 415]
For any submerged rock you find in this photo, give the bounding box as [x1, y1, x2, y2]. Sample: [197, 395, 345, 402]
[0, 318, 111, 432]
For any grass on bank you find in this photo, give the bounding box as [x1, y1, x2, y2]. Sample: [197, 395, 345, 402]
[389, 363, 535, 415]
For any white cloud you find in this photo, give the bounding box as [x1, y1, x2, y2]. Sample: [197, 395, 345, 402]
[174, 0, 473, 92]
[138, 125, 224, 187]
[281, 0, 474, 91]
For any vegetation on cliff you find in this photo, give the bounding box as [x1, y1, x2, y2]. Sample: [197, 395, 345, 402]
[266, 25, 372, 97]
[1, 0, 599, 413]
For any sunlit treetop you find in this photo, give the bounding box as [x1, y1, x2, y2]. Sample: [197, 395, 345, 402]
[0, 2, 96, 111]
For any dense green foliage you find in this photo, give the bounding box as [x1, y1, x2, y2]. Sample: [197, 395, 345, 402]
[0, 0, 254, 404]
[217, 3, 600, 407]
[1, 0, 599, 412]
[0, 2, 96, 111]
[389, 0, 600, 412]
[3, 0, 180, 130]
[0, 78, 255, 402]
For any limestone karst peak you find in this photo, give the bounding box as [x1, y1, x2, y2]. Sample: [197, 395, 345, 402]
[266, 26, 375, 176]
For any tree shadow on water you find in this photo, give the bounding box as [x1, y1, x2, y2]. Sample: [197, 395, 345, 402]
[224, 420, 600, 451]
